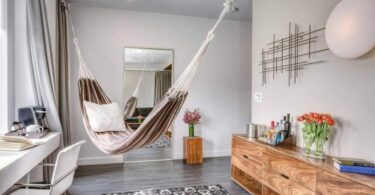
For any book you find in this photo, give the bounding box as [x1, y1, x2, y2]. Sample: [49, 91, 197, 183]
[333, 157, 375, 167]
[334, 162, 375, 176]
[0, 136, 44, 151]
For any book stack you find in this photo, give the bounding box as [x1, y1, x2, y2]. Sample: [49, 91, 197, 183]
[0, 136, 44, 151]
[333, 157, 375, 176]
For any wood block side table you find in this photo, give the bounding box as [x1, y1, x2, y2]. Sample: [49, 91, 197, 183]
[183, 136, 203, 165]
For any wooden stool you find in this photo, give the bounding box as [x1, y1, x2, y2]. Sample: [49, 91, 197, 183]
[183, 136, 203, 165]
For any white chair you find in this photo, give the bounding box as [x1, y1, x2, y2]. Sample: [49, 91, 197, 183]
[11, 141, 86, 195]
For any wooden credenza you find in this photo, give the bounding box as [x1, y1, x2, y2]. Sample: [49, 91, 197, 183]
[231, 134, 375, 195]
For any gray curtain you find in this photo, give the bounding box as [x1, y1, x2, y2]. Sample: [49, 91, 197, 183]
[154, 71, 172, 104]
[58, 0, 71, 146]
[27, 0, 71, 185]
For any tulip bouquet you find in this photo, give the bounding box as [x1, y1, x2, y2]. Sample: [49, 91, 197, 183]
[183, 108, 201, 137]
[298, 112, 335, 159]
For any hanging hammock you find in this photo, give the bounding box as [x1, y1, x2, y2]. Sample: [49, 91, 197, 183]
[123, 54, 148, 118]
[69, 0, 237, 154]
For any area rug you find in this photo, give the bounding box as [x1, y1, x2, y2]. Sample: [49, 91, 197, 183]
[103, 184, 230, 195]
[143, 136, 171, 149]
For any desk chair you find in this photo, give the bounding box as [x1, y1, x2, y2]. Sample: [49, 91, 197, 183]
[11, 141, 86, 195]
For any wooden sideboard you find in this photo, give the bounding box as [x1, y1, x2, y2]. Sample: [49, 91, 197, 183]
[231, 134, 375, 195]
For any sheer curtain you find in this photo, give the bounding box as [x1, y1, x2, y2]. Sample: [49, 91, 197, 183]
[27, 0, 71, 185]
[26, 0, 71, 145]
[27, 0, 62, 133]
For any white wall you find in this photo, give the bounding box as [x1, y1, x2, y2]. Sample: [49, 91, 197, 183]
[252, 0, 375, 162]
[124, 71, 156, 108]
[68, 7, 252, 164]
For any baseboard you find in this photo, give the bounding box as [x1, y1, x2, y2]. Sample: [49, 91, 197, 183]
[173, 150, 231, 159]
[79, 150, 231, 165]
[78, 155, 123, 165]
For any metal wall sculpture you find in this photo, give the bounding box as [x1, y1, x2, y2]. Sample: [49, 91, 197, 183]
[260, 23, 328, 86]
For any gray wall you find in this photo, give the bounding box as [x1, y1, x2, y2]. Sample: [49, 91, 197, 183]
[252, 0, 375, 161]
[68, 7, 252, 165]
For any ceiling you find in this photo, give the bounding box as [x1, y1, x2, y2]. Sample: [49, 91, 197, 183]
[68, 0, 252, 22]
[124, 48, 173, 70]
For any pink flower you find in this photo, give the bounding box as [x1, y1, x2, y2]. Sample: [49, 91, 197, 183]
[183, 108, 201, 124]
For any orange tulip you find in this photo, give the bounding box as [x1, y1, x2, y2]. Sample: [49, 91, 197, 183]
[327, 118, 335, 126]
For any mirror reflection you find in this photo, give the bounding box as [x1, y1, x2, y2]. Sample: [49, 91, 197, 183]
[124, 48, 173, 130]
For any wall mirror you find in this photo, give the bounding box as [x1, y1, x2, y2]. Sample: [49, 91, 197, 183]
[123, 47, 173, 162]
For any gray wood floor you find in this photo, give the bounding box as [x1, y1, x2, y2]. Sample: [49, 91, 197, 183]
[124, 147, 172, 162]
[69, 157, 248, 195]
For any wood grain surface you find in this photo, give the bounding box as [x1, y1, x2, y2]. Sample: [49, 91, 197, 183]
[232, 137, 263, 180]
[262, 167, 315, 195]
[316, 169, 375, 195]
[233, 134, 375, 189]
[231, 135, 375, 195]
[183, 136, 203, 164]
[262, 185, 278, 195]
[231, 165, 262, 195]
[262, 149, 316, 191]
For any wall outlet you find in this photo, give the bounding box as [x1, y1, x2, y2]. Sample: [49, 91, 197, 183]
[253, 92, 262, 103]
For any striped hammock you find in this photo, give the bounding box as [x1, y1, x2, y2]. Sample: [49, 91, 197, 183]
[69, 0, 236, 154]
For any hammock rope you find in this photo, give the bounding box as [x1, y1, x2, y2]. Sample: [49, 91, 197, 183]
[68, 0, 236, 154]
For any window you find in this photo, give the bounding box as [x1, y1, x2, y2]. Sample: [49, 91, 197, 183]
[0, 0, 9, 133]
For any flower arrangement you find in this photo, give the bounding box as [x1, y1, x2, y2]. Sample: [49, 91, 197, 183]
[183, 108, 201, 125]
[298, 112, 335, 159]
[183, 108, 201, 137]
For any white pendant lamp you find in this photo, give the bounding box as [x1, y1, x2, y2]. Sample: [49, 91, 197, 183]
[325, 0, 375, 59]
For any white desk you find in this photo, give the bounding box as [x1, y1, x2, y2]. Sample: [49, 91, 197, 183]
[0, 132, 61, 194]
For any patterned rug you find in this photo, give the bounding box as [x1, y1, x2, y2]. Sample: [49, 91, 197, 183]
[103, 184, 230, 195]
[143, 136, 171, 149]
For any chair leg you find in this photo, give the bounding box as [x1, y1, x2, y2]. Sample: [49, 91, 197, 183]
[26, 173, 30, 189]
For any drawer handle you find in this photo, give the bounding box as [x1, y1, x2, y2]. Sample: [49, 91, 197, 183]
[280, 173, 289, 180]
[242, 154, 249, 159]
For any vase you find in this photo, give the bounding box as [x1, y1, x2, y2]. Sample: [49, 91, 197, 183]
[189, 124, 195, 137]
[314, 136, 327, 159]
[303, 134, 315, 156]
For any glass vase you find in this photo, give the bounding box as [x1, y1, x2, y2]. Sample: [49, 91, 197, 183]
[189, 124, 195, 137]
[303, 133, 314, 156]
[314, 137, 326, 159]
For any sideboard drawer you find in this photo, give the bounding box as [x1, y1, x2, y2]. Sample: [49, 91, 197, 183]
[232, 137, 262, 160]
[262, 149, 316, 191]
[232, 137, 262, 180]
[262, 167, 315, 195]
[317, 169, 375, 195]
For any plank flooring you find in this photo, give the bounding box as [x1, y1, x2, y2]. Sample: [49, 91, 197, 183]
[124, 147, 171, 162]
[70, 157, 248, 195]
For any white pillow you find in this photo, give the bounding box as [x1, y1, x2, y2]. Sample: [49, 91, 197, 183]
[83, 101, 125, 132]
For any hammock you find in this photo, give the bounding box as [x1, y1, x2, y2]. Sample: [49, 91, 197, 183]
[69, 0, 236, 154]
[123, 54, 148, 118]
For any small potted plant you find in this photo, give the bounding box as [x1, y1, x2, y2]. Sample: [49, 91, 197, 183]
[298, 112, 335, 159]
[183, 108, 201, 137]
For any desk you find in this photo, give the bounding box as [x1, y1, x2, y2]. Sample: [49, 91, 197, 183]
[0, 132, 60, 194]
